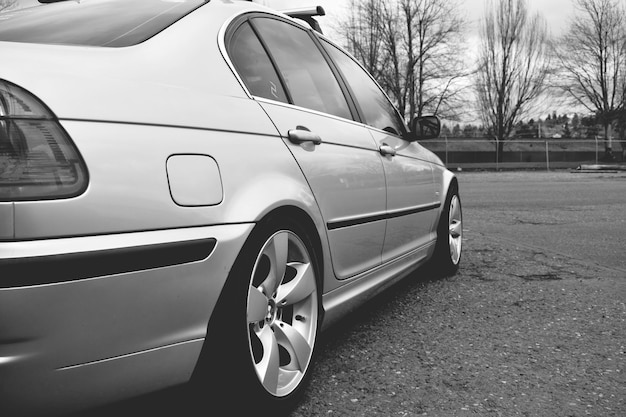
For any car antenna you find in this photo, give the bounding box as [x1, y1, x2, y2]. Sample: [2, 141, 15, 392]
[241, 1, 326, 34]
[281, 6, 326, 34]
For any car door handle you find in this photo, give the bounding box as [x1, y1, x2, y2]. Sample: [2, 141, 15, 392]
[379, 144, 396, 156]
[288, 126, 322, 145]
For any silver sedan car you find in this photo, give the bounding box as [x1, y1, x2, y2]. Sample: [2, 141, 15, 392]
[0, 0, 463, 415]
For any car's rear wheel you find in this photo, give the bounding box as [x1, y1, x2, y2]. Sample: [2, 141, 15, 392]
[431, 183, 463, 276]
[195, 218, 320, 414]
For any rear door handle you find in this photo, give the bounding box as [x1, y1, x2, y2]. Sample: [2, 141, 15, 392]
[379, 144, 396, 156]
[288, 126, 322, 145]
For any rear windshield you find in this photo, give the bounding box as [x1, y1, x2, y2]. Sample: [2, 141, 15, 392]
[0, 0, 207, 47]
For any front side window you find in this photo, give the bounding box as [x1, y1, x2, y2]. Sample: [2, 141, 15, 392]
[252, 18, 352, 120]
[228, 21, 288, 103]
[323, 41, 406, 135]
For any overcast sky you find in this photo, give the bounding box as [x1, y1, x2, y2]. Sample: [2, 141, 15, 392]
[297, 0, 576, 43]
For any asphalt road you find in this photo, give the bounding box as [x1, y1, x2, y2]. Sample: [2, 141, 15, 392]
[458, 170, 626, 272]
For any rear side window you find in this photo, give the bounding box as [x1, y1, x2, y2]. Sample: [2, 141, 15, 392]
[229, 22, 288, 103]
[250, 18, 352, 120]
[0, 0, 207, 47]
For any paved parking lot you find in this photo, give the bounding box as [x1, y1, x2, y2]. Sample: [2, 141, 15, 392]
[458, 170, 626, 272]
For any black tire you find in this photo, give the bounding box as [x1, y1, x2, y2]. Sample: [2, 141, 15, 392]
[192, 217, 321, 415]
[430, 182, 463, 276]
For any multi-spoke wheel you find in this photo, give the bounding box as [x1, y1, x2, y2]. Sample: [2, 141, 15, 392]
[194, 218, 320, 415]
[447, 193, 463, 266]
[431, 183, 463, 276]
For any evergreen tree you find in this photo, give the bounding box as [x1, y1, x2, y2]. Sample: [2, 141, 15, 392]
[563, 122, 572, 138]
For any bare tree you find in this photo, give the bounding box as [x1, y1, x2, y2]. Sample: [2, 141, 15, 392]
[344, 0, 386, 82]
[554, 0, 626, 160]
[475, 0, 551, 162]
[0, 0, 17, 12]
[341, 0, 469, 121]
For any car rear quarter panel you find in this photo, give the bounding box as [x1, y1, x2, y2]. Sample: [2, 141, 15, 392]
[12, 114, 320, 239]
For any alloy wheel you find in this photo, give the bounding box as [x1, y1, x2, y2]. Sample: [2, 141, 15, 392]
[448, 195, 463, 265]
[246, 230, 318, 397]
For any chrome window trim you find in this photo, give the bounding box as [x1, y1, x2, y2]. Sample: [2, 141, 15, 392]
[218, 11, 254, 100]
[253, 96, 362, 129]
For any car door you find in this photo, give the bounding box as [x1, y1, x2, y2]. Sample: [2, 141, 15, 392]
[226, 16, 386, 280]
[321, 40, 439, 263]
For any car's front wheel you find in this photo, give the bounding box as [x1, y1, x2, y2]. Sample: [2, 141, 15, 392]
[195, 218, 321, 414]
[431, 183, 463, 276]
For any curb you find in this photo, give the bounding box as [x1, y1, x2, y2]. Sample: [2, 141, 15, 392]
[576, 164, 626, 172]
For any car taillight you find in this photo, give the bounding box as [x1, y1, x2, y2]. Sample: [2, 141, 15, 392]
[0, 79, 88, 201]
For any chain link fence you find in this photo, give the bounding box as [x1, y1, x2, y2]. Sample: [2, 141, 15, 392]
[420, 138, 626, 170]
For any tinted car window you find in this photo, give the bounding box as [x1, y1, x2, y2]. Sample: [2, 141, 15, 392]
[0, 0, 206, 47]
[323, 41, 406, 135]
[229, 21, 288, 103]
[252, 18, 352, 120]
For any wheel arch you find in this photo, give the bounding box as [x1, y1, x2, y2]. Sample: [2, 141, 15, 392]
[437, 169, 459, 219]
[260, 206, 325, 293]
[196, 204, 326, 356]
[442, 170, 459, 201]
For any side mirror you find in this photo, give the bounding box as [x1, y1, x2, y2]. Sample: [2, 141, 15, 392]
[410, 115, 441, 140]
